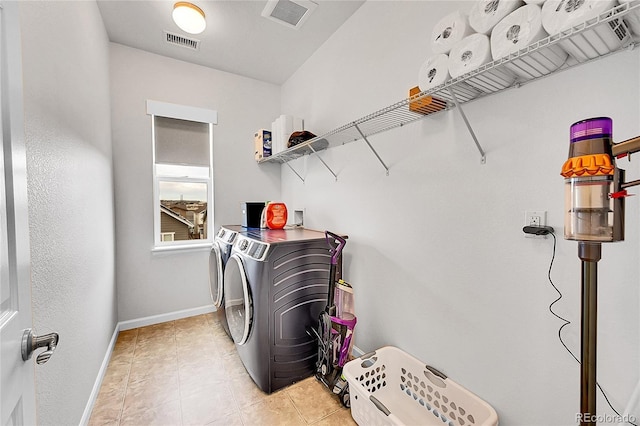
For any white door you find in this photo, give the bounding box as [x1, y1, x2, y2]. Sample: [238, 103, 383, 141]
[224, 254, 253, 345]
[0, 2, 37, 425]
[209, 243, 224, 308]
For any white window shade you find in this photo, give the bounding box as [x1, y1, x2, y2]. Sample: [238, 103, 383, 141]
[154, 116, 209, 167]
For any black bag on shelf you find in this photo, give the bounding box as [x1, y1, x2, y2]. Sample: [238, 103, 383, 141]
[288, 130, 316, 148]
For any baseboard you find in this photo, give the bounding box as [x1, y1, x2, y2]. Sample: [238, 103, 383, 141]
[79, 323, 120, 426]
[352, 345, 364, 358]
[79, 304, 216, 425]
[118, 304, 215, 331]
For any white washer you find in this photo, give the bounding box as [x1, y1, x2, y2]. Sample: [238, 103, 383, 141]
[209, 226, 240, 339]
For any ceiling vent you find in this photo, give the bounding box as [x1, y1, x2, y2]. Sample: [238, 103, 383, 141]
[261, 0, 317, 29]
[164, 31, 200, 50]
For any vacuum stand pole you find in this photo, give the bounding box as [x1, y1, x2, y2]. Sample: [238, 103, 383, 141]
[327, 263, 336, 315]
[578, 242, 601, 425]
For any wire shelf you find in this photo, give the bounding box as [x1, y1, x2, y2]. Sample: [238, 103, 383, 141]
[259, 2, 639, 168]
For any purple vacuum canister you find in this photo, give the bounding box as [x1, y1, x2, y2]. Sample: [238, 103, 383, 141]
[562, 116, 623, 242]
[568, 117, 613, 158]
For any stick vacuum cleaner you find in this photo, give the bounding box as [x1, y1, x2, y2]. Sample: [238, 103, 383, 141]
[307, 231, 357, 408]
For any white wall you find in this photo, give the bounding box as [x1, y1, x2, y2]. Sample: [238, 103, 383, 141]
[19, 2, 116, 425]
[281, 1, 640, 424]
[110, 44, 282, 321]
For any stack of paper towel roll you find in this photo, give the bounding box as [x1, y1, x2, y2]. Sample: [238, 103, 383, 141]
[431, 10, 475, 55]
[448, 33, 516, 92]
[540, 0, 630, 62]
[619, 0, 640, 39]
[446, 1, 524, 92]
[490, 3, 568, 79]
[621, 0, 640, 39]
[423, 1, 527, 94]
[468, 0, 524, 34]
[418, 0, 626, 97]
[446, 0, 523, 90]
[421, 11, 480, 98]
[421, 11, 470, 95]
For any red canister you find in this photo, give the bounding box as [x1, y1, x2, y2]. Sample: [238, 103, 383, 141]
[265, 202, 287, 230]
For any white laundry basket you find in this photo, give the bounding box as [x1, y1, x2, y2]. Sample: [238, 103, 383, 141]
[343, 346, 498, 426]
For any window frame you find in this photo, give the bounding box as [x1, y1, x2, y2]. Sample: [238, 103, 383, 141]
[160, 232, 175, 242]
[147, 101, 217, 251]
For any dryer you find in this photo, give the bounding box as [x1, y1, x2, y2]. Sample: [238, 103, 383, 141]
[223, 228, 335, 393]
[209, 225, 240, 339]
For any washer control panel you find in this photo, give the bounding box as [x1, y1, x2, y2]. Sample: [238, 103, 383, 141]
[233, 235, 269, 261]
[217, 227, 237, 244]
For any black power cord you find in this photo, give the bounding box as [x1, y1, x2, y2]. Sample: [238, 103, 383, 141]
[545, 232, 638, 426]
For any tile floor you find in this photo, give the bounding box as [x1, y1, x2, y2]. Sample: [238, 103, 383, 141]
[88, 313, 356, 426]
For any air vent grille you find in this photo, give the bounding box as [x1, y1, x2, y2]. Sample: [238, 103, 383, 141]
[165, 31, 200, 50]
[261, 0, 317, 29]
[270, 0, 307, 26]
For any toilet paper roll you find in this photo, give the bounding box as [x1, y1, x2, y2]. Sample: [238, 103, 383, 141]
[418, 54, 451, 91]
[448, 33, 494, 78]
[469, 0, 525, 34]
[416, 54, 481, 102]
[541, 0, 630, 61]
[491, 4, 568, 79]
[448, 33, 516, 92]
[279, 114, 293, 153]
[541, 0, 617, 33]
[620, 0, 640, 39]
[271, 119, 280, 154]
[491, 5, 548, 59]
[431, 11, 475, 54]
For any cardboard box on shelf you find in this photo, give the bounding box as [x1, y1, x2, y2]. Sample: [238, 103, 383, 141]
[254, 129, 272, 161]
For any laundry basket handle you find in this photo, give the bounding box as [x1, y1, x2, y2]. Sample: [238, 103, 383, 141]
[426, 365, 447, 380]
[370, 395, 391, 416]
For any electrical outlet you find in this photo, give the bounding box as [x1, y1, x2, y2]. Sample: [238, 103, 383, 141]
[525, 211, 547, 238]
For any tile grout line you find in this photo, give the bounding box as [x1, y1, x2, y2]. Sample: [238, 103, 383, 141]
[284, 385, 310, 425]
[209, 313, 246, 426]
[117, 328, 138, 426]
[223, 359, 244, 426]
[205, 312, 248, 426]
[288, 376, 348, 425]
[169, 322, 185, 426]
[223, 378, 244, 426]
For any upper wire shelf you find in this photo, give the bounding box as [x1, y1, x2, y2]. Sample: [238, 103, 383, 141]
[259, 2, 639, 167]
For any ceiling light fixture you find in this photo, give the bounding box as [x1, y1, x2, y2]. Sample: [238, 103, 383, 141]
[172, 2, 206, 35]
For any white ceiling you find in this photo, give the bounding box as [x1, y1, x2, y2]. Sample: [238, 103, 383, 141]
[97, 0, 365, 85]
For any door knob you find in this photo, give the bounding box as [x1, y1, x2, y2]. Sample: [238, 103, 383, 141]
[21, 329, 59, 364]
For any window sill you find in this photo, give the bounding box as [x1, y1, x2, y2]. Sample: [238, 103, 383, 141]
[151, 242, 212, 254]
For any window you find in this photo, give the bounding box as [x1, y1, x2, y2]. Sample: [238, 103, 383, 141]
[148, 101, 217, 249]
[160, 232, 175, 242]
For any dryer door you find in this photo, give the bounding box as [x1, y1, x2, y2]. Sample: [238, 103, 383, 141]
[209, 243, 224, 308]
[224, 254, 252, 345]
